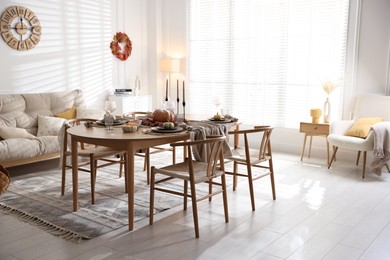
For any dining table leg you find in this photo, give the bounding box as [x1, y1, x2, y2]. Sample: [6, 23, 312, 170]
[126, 148, 135, 231]
[71, 138, 79, 211]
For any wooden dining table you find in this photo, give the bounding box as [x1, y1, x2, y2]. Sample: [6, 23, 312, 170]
[67, 125, 190, 231]
[67, 116, 240, 231]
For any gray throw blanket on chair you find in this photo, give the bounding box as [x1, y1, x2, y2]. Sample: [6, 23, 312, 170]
[370, 122, 390, 176]
[189, 122, 231, 162]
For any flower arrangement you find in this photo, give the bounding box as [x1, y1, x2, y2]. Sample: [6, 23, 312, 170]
[321, 77, 343, 96]
[110, 32, 132, 61]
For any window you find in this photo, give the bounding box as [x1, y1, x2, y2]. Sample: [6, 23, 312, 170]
[188, 0, 349, 128]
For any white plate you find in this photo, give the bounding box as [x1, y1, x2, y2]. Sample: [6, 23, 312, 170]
[208, 118, 231, 123]
[151, 126, 184, 133]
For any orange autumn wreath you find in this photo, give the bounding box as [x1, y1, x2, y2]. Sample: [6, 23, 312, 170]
[110, 32, 132, 61]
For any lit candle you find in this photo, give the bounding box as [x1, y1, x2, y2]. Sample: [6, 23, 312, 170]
[165, 77, 168, 101]
[177, 79, 179, 100]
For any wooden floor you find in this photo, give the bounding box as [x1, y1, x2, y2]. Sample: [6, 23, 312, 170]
[1, 152, 390, 260]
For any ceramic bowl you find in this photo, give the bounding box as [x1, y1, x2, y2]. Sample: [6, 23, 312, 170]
[122, 125, 137, 133]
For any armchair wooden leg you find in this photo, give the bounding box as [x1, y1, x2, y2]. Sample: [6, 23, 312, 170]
[356, 151, 361, 165]
[362, 151, 367, 178]
[328, 147, 338, 169]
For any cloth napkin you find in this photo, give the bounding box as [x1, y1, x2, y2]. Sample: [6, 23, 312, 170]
[224, 114, 239, 122]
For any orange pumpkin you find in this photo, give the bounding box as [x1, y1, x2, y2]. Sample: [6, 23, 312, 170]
[152, 109, 174, 122]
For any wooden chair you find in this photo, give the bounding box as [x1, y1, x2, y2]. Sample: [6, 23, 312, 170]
[225, 126, 275, 211]
[61, 118, 126, 204]
[149, 135, 229, 238]
[123, 111, 176, 184]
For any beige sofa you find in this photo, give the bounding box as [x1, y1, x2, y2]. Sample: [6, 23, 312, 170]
[0, 89, 85, 167]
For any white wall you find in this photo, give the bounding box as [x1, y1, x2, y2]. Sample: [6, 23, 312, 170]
[0, 0, 149, 109]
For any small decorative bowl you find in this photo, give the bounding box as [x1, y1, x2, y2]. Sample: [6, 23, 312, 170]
[122, 125, 137, 133]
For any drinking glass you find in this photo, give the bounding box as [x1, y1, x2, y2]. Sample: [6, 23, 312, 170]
[212, 96, 221, 114]
[104, 113, 115, 130]
[221, 108, 229, 116]
[104, 101, 116, 115]
[104, 101, 116, 130]
[163, 100, 176, 115]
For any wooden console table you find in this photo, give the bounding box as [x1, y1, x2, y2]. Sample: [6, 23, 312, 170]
[299, 122, 330, 164]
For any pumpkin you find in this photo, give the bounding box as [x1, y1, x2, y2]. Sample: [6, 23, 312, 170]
[152, 109, 174, 122]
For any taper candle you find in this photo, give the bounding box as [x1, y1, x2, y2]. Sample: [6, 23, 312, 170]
[165, 77, 168, 101]
[182, 80, 185, 102]
[176, 78, 180, 115]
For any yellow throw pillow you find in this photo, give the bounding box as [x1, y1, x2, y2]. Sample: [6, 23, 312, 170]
[345, 117, 384, 138]
[55, 107, 76, 119]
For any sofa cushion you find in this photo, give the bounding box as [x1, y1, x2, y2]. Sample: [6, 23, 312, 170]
[37, 116, 66, 137]
[0, 127, 37, 140]
[55, 106, 77, 119]
[0, 136, 60, 161]
[0, 89, 84, 129]
[345, 117, 384, 138]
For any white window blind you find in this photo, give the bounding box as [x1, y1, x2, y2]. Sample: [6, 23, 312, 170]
[188, 0, 349, 128]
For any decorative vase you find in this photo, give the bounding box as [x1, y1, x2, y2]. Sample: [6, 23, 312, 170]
[310, 108, 322, 123]
[323, 97, 331, 123]
[134, 75, 140, 96]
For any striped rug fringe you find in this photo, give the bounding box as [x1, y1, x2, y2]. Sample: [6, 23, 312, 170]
[0, 204, 89, 243]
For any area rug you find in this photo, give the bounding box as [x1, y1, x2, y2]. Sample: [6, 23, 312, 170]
[0, 154, 196, 243]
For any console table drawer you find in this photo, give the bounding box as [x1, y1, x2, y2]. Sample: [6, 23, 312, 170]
[300, 122, 329, 135]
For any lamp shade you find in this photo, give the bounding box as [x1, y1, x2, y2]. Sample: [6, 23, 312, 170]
[160, 59, 180, 73]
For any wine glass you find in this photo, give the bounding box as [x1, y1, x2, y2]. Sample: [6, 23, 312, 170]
[104, 101, 116, 115]
[163, 100, 176, 115]
[104, 101, 116, 130]
[212, 96, 221, 114]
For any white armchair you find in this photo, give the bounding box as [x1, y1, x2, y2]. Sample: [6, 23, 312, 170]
[327, 94, 390, 178]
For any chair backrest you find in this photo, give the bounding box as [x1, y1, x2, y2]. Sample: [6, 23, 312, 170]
[230, 126, 273, 160]
[204, 136, 225, 177]
[255, 127, 273, 160]
[62, 118, 96, 153]
[353, 94, 390, 121]
[175, 136, 226, 178]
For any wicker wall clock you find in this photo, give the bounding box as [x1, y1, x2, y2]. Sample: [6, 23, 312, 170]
[0, 6, 42, 51]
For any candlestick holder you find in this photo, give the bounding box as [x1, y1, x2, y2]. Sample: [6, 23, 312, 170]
[177, 98, 180, 115]
[182, 101, 186, 121]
